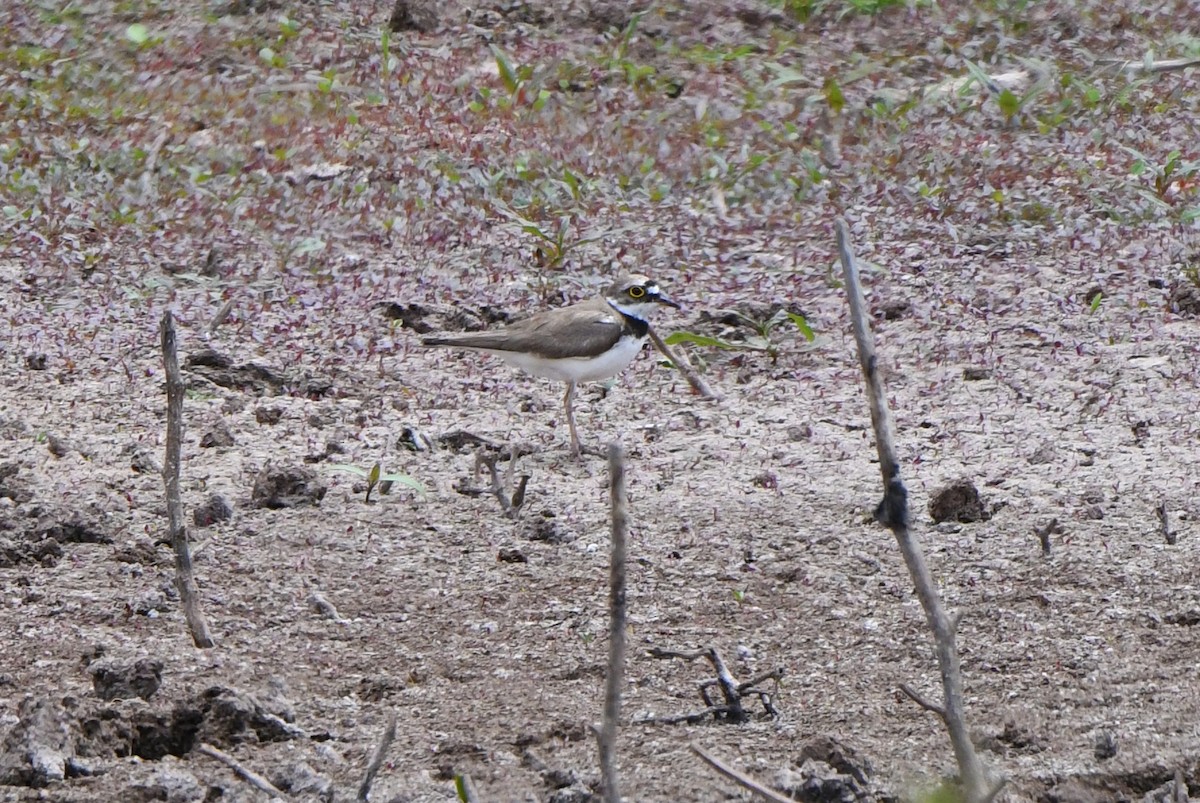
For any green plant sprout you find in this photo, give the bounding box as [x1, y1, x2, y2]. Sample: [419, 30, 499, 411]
[493, 203, 626, 270]
[1122, 145, 1200, 201]
[468, 45, 551, 113]
[665, 310, 816, 363]
[330, 462, 424, 503]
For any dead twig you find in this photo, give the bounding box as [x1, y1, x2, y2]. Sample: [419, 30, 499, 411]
[899, 683, 946, 720]
[647, 325, 720, 401]
[1033, 518, 1058, 557]
[737, 666, 786, 694]
[597, 442, 629, 803]
[161, 312, 215, 649]
[196, 743, 289, 799]
[1098, 56, 1200, 76]
[644, 646, 780, 724]
[1156, 501, 1176, 545]
[474, 449, 530, 520]
[357, 711, 397, 802]
[635, 708, 728, 726]
[306, 590, 349, 625]
[690, 743, 794, 803]
[699, 646, 746, 722]
[208, 297, 236, 335]
[836, 219, 994, 802]
[1172, 768, 1188, 803]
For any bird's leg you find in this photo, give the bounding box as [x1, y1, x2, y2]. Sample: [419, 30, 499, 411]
[563, 380, 581, 458]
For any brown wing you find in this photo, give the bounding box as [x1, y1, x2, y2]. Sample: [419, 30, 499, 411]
[422, 299, 629, 359]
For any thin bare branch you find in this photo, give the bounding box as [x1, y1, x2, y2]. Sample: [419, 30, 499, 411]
[1156, 501, 1176, 545]
[1034, 518, 1057, 557]
[1172, 768, 1188, 803]
[982, 778, 1010, 803]
[647, 325, 720, 401]
[836, 219, 994, 802]
[899, 683, 947, 720]
[690, 743, 794, 803]
[357, 711, 397, 802]
[647, 647, 708, 661]
[1097, 56, 1200, 76]
[699, 647, 746, 722]
[634, 708, 729, 726]
[161, 312, 215, 649]
[736, 666, 786, 694]
[196, 743, 289, 799]
[306, 590, 349, 625]
[598, 442, 629, 803]
[208, 297, 236, 335]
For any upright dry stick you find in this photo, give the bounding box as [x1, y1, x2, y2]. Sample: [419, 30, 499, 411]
[161, 311, 216, 649]
[647, 326, 720, 401]
[357, 711, 397, 802]
[835, 220, 996, 802]
[598, 442, 629, 803]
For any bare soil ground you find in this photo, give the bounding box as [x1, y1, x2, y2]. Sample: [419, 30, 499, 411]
[2, 1, 1200, 801]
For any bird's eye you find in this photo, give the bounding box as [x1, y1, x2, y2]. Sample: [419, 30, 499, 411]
[628, 286, 646, 299]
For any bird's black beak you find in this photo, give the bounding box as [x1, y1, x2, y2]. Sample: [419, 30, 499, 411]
[653, 290, 681, 310]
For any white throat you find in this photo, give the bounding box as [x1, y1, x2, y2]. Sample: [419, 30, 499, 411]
[606, 297, 653, 320]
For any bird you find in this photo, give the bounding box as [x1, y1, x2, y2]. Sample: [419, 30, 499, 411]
[422, 274, 680, 457]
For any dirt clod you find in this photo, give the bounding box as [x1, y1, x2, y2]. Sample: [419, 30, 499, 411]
[0, 462, 34, 503]
[111, 536, 164, 565]
[193, 493, 233, 527]
[498, 547, 528, 563]
[523, 510, 572, 544]
[198, 421, 235, 448]
[187, 359, 286, 396]
[928, 479, 988, 523]
[39, 513, 112, 545]
[250, 465, 326, 509]
[1168, 281, 1200, 316]
[1093, 730, 1117, 760]
[0, 697, 71, 787]
[271, 761, 334, 800]
[195, 686, 302, 746]
[89, 657, 164, 702]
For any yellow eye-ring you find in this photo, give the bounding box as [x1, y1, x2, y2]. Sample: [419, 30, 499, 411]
[628, 286, 646, 299]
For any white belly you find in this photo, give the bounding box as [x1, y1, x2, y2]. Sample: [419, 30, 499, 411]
[495, 335, 646, 383]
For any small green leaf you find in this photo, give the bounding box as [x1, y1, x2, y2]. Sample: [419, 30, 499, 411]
[997, 88, 1019, 119]
[491, 45, 518, 94]
[664, 332, 740, 350]
[379, 473, 426, 497]
[823, 76, 845, 114]
[786, 313, 816, 341]
[368, 462, 381, 486]
[1089, 292, 1103, 313]
[126, 23, 149, 44]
